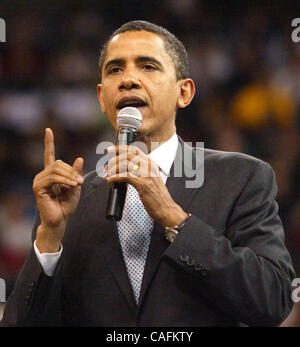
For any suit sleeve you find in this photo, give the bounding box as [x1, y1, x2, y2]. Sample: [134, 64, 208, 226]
[0, 215, 63, 327]
[164, 161, 295, 326]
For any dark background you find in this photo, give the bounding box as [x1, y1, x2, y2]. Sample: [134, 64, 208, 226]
[0, 0, 299, 325]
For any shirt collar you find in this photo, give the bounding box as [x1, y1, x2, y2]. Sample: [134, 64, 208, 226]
[148, 133, 178, 176]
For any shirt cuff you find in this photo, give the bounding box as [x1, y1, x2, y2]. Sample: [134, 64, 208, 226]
[33, 240, 63, 277]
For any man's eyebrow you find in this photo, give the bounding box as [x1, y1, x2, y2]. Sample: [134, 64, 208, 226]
[136, 56, 163, 68]
[103, 58, 124, 72]
[103, 56, 163, 73]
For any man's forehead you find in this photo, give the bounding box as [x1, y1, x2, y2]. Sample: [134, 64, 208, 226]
[105, 30, 169, 59]
[110, 30, 164, 45]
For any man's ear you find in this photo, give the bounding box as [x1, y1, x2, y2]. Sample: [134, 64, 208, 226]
[177, 78, 196, 109]
[97, 84, 106, 114]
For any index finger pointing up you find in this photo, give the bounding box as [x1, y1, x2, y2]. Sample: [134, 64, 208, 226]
[44, 128, 55, 168]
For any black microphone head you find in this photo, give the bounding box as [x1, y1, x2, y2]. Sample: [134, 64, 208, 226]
[117, 107, 143, 131]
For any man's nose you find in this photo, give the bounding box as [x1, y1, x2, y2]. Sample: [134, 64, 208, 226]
[119, 68, 141, 90]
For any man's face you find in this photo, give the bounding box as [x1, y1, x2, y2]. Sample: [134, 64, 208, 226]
[97, 30, 192, 143]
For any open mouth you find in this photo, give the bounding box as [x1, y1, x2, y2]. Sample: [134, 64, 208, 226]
[117, 97, 148, 110]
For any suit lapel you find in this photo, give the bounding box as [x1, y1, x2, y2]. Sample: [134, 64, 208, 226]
[86, 175, 137, 315]
[137, 138, 203, 310]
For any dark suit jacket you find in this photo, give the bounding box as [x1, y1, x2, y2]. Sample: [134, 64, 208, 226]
[0, 138, 295, 326]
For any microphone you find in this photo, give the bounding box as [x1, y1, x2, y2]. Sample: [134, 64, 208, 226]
[106, 107, 143, 221]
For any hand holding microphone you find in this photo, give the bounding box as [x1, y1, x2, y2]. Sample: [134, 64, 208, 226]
[106, 107, 143, 221]
[105, 107, 188, 228]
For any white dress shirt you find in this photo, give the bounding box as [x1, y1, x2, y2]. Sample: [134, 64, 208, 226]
[34, 133, 179, 276]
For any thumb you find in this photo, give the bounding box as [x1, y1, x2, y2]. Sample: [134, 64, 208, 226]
[73, 157, 84, 176]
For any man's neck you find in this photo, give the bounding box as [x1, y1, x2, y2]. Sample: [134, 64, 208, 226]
[137, 129, 177, 153]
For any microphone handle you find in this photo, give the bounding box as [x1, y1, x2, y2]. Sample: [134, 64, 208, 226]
[106, 128, 137, 221]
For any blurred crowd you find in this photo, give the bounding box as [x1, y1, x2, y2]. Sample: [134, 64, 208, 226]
[0, 0, 299, 325]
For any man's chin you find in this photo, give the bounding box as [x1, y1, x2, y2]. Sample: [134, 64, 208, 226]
[135, 130, 148, 143]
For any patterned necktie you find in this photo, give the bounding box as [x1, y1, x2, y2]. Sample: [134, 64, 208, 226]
[117, 184, 154, 304]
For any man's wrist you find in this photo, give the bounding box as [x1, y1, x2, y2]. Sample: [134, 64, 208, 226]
[36, 225, 63, 253]
[33, 240, 62, 276]
[161, 206, 189, 228]
[165, 213, 192, 243]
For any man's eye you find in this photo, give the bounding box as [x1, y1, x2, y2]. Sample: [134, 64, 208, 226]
[109, 67, 121, 74]
[142, 64, 157, 71]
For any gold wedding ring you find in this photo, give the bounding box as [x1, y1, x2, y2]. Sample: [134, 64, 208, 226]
[133, 163, 140, 171]
[131, 163, 140, 176]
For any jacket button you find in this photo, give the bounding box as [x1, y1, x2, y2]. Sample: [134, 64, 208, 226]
[24, 295, 31, 305]
[28, 281, 35, 293]
[194, 263, 203, 271]
[200, 268, 209, 277]
[179, 254, 188, 262]
[186, 258, 195, 266]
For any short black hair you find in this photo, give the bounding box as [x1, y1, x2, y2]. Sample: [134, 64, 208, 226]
[98, 20, 190, 81]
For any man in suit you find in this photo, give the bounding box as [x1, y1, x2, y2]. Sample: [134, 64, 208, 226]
[0, 20, 295, 326]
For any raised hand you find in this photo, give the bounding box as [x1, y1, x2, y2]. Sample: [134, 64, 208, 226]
[33, 128, 84, 253]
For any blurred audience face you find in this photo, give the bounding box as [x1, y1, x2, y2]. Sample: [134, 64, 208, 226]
[97, 30, 194, 143]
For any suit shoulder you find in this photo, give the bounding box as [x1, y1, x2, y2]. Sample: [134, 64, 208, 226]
[202, 148, 274, 179]
[203, 148, 269, 168]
